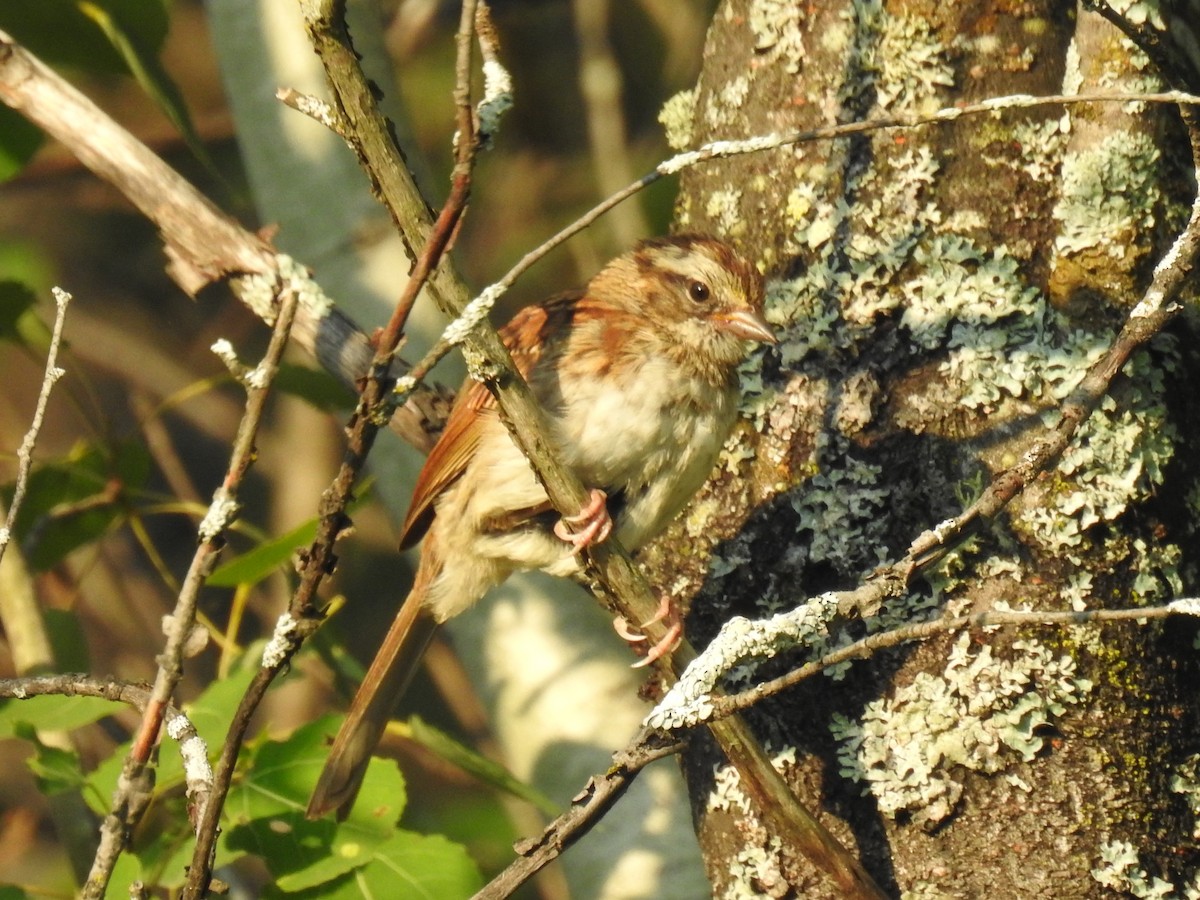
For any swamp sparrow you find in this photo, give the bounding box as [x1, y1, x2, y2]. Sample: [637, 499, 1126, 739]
[308, 234, 774, 818]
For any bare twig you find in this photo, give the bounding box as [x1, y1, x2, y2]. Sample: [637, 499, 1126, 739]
[0, 673, 211, 813]
[84, 287, 298, 899]
[0, 27, 445, 451]
[485, 594, 1200, 896]
[0, 286, 70, 566]
[474, 729, 685, 900]
[182, 2, 489, 895]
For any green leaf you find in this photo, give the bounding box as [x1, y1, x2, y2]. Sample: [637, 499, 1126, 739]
[407, 716, 557, 815]
[208, 518, 317, 588]
[103, 852, 142, 900]
[0, 106, 44, 183]
[76, 0, 215, 173]
[274, 364, 357, 413]
[15, 724, 89, 795]
[224, 716, 408, 891]
[271, 832, 482, 899]
[4, 439, 150, 571]
[44, 608, 91, 673]
[83, 655, 261, 816]
[0, 0, 168, 74]
[0, 694, 121, 738]
[0, 884, 36, 899]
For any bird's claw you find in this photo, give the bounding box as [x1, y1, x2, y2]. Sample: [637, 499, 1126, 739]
[553, 488, 612, 553]
[613, 593, 682, 667]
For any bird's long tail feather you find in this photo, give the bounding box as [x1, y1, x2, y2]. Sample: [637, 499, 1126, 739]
[307, 570, 439, 820]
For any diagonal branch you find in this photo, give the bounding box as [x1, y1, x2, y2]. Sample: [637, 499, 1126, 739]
[299, 4, 884, 897]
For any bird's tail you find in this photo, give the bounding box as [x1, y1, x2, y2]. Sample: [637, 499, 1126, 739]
[306, 570, 439, 820]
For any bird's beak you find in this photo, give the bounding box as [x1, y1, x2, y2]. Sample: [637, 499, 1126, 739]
[711, 309, 777, 344]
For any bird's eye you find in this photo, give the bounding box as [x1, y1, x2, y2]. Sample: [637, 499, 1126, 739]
[688, 280, 711, 303]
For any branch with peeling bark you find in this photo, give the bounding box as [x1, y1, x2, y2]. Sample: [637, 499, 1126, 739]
[80, 280, 299, 899]
[0, 675, 215, 897]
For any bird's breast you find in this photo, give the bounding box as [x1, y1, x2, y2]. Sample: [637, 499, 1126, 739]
[552, 354, 736, 547]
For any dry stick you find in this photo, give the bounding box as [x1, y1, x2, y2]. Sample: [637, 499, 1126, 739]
[182, 3, 488, 895]
[0, 674, 213, 823]
[300, 5, 884, 898]
[0, 27, 444, 452]
[82, 288, 299, 899]
[0, 286, 70, 565]
[711, 601, 1200, 721]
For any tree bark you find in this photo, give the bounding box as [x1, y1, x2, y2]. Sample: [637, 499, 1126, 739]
[654, 2, 1200, 895]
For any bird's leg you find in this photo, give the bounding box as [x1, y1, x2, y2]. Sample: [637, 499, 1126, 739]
[614, 592, 683, 668]
[553, 488, 612, 553]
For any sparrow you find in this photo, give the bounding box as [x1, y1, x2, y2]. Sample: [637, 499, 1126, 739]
[307, 234, 774, 818]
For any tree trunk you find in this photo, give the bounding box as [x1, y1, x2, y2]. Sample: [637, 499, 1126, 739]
[651, 2, 1200, 895]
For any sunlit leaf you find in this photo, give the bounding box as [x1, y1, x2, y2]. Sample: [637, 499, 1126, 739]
[15, 724, 88, 796]
[0, 280, 47, 349]
[77, 0, 214, 171]
[269, 831, 482, 899]
[209, 493, 371, 588]
[224, 715, 408, 891]
[0, 695, 121, 738]
[4, 440, 151, 571]
[0, 0, 168, 74]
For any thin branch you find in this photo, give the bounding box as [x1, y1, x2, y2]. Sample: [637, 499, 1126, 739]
[484, 595, 1200, 895]
[0, 286, 70, 566]
[183, 3, 488, 895]
[85, 288, 297, 899]
[710, 600, 1200, 721]
[0, 674, 210, 803]
[0, 27, 445, 451]
[0, 674, 218, 899]
[474, 730, 685, 900]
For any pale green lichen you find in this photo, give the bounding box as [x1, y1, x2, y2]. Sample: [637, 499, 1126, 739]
[704, 187, 745, 235]
[658, 88, 696, 151]
[1018, 348, 1177, 563]
[706, 745, 799, 899]
[1091, 839, 1200, 899]
[830, 633, 1092, 828]
[983, 115, 1069, 184]
[748, 0, 806, 73]
[853, 4, 955, 114]
[1171, 754, 1200, 841]
[1105, 0, 1167, 29]
[1053, 130, 1163, 259]
[789, 434, 893, 575]
[704, 75, 753, 130]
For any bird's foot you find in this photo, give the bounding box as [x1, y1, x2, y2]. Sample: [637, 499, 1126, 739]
[553, 488, 612, 553]
[613, 593, 683, 668]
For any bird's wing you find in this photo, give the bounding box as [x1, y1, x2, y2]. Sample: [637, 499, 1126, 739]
[397, 292, 580, 549]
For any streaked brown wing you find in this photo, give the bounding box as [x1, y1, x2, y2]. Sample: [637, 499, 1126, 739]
[397, 292, 580, 549]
